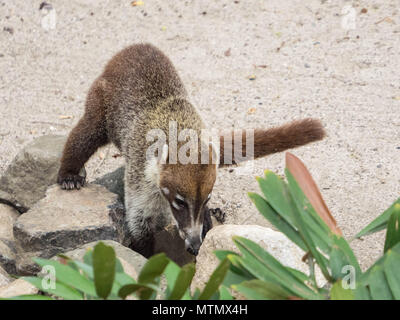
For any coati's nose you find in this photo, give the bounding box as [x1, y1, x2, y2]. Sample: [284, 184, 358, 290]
[185, 237, 201, 256]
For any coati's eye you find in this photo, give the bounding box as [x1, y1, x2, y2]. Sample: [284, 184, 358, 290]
[172, 194, 187, 210]
[175, 197, 186, 208]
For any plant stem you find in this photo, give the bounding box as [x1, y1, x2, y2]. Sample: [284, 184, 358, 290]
[307, 256, 318, 290]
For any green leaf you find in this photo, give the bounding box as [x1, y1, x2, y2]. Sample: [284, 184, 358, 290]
[74, 259, 130, 299]
[284, 169, 333, 240]
[233, 236, 322, 300]
[383, 247, 400, 299]
[115, 272, 136, 287]
[92, 242, 116, 299]
[248, 192, 307, 251]
[356, 198, 400, 239]
[22, 276, 83, 300]
[168, 263, 196, 300]
[257, 171, 332, 254]
[286, 267, 309, 284]
[0, 294, 54, 300]
[115, 257, 125, 274]
[354, 284, 372, 300]
[138, 253, 169, 285]
[329, 235, 361, 281]
[256, 171, 333, 257]
[384, 204, 400, 253]
[218, 285, 234, 300]
[163, 260, 181, 297]
[118, 283, 159, 300]
[284, 170, 332, 280]
[33, 258, 97, 297]
[192, 288, 201, 300]
[230, 254, 281, 287]
[56, 255, 80, 273]
[258, 171, 298, 228]
[355, 243, 400, 300]
[214, 250, 239, 262]
[83, 248, 93, 265]
[358, 243, 400, 300]
[73, 258, 134, 297]
[222, 269, 253, 288]
[330, 281, 354, 300]
[198, 258, 230, 300]
[223, 253, 252, 278]
[72, 261, 94, 279]
[110, 271, 136, 298]
[366, 265, 394, 300]
[233, 279, 292, 300]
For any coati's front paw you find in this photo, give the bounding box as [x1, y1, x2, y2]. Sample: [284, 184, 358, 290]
[57, 173, 86, 190]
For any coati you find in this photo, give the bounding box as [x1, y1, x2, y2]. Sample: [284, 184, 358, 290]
[57, 43, 325, 257]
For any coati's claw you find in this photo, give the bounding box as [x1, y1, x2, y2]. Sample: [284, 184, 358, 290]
[209, 208, 226, 224]
[57, 173, 86, 191]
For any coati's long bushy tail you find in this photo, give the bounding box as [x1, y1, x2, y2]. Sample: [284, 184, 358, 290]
[219, 118, 325, 166]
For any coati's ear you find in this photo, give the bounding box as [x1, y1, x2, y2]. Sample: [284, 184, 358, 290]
[158, 143, 169, 164]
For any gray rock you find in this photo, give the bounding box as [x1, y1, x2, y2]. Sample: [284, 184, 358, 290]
[0, 190, 26, 214]
[0, 204, 19, 240]
[13, 184, 123, 275]
[0, 278, 38, 298]
[0, 135, 84, 212]
[93, 167, 133, 247]
[0, 240, 16, 275]
[14, 250, 45, 276]
[0, 265, 11, 287]
[58, 240, 147, 280]
[0, 204, 19, 274]
[94, 166, 125, 202]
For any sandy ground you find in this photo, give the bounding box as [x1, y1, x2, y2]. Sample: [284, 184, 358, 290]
[0, 0, 399, 270]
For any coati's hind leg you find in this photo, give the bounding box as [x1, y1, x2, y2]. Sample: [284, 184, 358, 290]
[58, 79, 108, 190]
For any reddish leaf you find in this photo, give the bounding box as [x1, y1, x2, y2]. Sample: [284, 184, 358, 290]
[285, 152, 342, 236]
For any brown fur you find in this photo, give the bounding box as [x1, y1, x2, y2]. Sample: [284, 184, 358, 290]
[219, 118, 325, 166]
[160, 162, 216, 225]
[57, 78, 108, 189]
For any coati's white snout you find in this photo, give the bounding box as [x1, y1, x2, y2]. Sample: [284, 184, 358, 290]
[172, 201, 204, 256]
